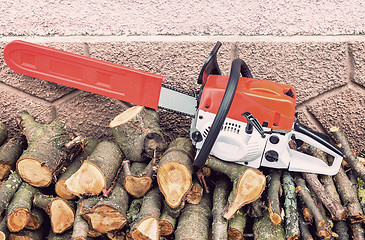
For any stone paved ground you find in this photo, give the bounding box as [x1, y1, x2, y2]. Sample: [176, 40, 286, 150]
[1, 0, 365, 155]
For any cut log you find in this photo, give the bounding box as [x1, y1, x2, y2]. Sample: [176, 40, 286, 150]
[9, 228, 43, 240]
[127, 198, 143, 224]
[282, 171, 300, 240]
[228, 210, 247, 240]
[110, 106, 166, 162]
[80, 179, 129, 233]
[0, 171, 23, 216]
[72, 200, 89, 240]
[334, 221, 350, 240]
[55, 139, 99, 200]
[253, 210, 285, 240]
[16, 111, 79, 187]
[267, 169, 283, 225]
[122, 160, 154, 198]
[6, 182, 37, 232]
[159, 203, 176, 236]
[25, 208, 44, 230]
[0, 216, 9, 240]
[175, 193, 212, 240]
[32, 192, 75, 234]
[0, 136, 26, 180]
[0, 121, 7, 147]
[186, 180, 204, 205]
[65, 141, 123, 196]
[130, 188, 162, 240]
[298, 215, 314, 240]
[47, 230, 73, 240]
[211, 176, 229, 240]
[205, 156, 266, 220]
[157, 138, 194, 209]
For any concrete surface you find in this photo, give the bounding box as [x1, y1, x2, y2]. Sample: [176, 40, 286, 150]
[1, 0, 365, 156]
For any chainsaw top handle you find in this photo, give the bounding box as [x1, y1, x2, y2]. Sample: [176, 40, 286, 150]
[194, 58, 252, 167]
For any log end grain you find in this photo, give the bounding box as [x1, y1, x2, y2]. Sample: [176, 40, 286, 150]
[269, 212, 282, 226]
[223, 168, 266, 220]
[131, 216, 159, 240]
[7, 207, 30, 232]
[82, 205, 127, 233]
[50, 198, 75, 234]
[157, 161, 192, 208]
[54, 179, 76, 200]
[16, 158, 52, 187]
[0, 162, 13, 181]
[159, 220, 174, 236]
[109, 106, 144, 128]
[65, 160, 106, 196]
[123, 175, 153, 198]
[227, 227, 243, 240]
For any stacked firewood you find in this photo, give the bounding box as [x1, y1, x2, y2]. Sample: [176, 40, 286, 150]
[0, 106, 364, 239]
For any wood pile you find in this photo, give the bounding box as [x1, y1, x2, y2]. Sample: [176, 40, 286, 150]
[0, 106, 365, 239]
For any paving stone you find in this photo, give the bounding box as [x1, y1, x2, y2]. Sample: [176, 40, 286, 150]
[307, 86, 365, 151]
[349, 41, 365, 86]
[0, 42, 84, 101]
[236, 41, 348, 104]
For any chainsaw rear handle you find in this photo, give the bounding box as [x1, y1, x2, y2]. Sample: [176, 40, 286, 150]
[194, 58, 252, 168]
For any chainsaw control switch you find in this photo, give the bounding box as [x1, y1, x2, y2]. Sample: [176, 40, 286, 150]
[242, 112, 265, 138]
[265, 150, 279, 162]
[269, 136, 280, 144]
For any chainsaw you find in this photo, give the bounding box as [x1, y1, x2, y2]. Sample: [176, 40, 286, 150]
[3, 40, 343, 175]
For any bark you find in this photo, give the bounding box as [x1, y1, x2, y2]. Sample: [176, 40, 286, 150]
[0, 216, 9, 240]
[300, 143, 347, 221]
[330, 126, 365, 182]
[267, 169, 283, 225]
[211, 176, 229, 240]
[6, 182, 37, 232]
[47, 230, 74, 240]
[55, 139, 99, 200]
[16, 111, 79, 187]
[72, 200, 89, 240]
[127, 198, 143, 224]
[334, 221, 350, 240]
[110, 106, 166, 162]
[228, 210, 247, 240]
[295, 175, 333, 239]
[9, 228, 43, 240]
[0, 171, 23, 216]
[298, 215, 314, 240]
[80, 180, 129, 233]
[253, 210, 285, 240]
[25, 208, 44, 230]
[107, 231, 126, 240]
[130, 188, 162, 240]
[159, 203, 177, 236]
[282, 171, 299, 240]
[175, 193, 212, 240]
[33, 192, 75, 234]
[65, 141, 123, 196]
[205, 156, 266, 220]
[122, 159, 154, 198]
[0, 136, 26, 180]
[157, 138, 194, 209]
[0, 121, 7, 147]
[333, 166, 364, 223]
[186, 180, 203, 205]
[351, 223, 365, 240]
[355, 177, 365, 214]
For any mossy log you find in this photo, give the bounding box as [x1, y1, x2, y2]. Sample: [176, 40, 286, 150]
[228, 210, 247, 240]
[205, 156, 266, 220]
[0, 216, 9, 240]
[211, 176, 229, 240]
[65, 141, 123, 196]
[0, 121, 7, 147]
[295, 175, 333, 239]
[267, 169, 283, 225]
[127, 198, 143, 224]
[157, 138, 194, 209]
[333, 166, 364, 223]
[122, 159, 155, 198]
[55, 139, 99, 200]
[159, 203, 177, 236]
[282, 171, 299, 240]
[6, 182, 37, 232]
[25, 208, 44, 230]
[8, 228, 43, 240]
[32, 192, 75, 234]
[253, 210, 285, 240]
[0, 136, 26, 180]
[0, 171, 23, 216]
[130, 187, 162, 240]
[80, 179, 129, 233]
[110, 106, 166, 162]
[175, 193, 212, 240]
[16, 111, 79, 187]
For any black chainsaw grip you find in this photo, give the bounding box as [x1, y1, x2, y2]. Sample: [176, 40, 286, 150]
[194, 58, 251, 167]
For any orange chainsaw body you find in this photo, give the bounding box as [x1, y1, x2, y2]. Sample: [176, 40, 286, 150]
[199, 75, 296, 131]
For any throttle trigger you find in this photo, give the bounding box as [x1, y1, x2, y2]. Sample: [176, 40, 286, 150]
[242, 112, 265, 138]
